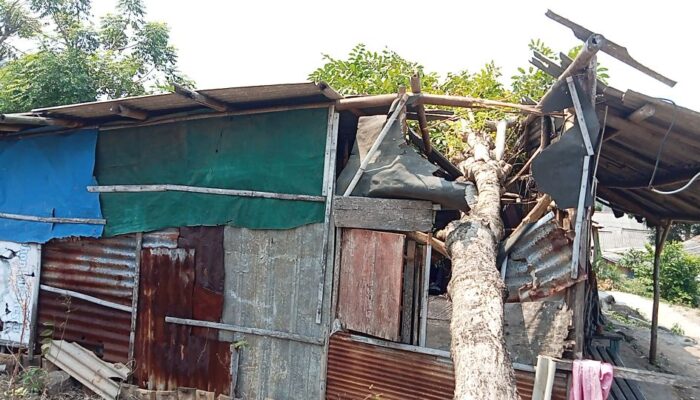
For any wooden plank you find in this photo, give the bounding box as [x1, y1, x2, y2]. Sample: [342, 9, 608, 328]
[87, 184, 325, 202]
[165, 316, 324, 346]
[0, 211, 105, 225]
[401, 241, 416, 343]
[333, 196, 434, 232]
[337, 229, 405, 341]
[418, 243, 432, 347]
[39, 285, 132, 312]
[405, 231, 448, 257]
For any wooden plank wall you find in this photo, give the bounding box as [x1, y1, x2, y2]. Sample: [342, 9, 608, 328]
[337, 229, 405, 341]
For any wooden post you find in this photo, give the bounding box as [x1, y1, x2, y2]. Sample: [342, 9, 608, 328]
[649, 221, 672, 364]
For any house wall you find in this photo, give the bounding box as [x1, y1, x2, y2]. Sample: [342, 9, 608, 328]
[221, 223, 332, 400]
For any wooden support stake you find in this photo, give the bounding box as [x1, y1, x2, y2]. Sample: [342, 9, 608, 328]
[173, 83, 230, 112]
[650, 221, 672, 364]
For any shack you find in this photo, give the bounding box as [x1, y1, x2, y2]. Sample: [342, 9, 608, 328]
[1, 12, 700, 400]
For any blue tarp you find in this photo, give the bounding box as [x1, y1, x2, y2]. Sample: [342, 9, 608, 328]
[0, 129, 104, 243]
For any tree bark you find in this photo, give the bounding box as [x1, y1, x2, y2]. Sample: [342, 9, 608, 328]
[444, 132, 519, 400]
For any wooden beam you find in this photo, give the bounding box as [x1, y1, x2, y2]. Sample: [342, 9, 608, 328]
[650, 221, 672, 365]
[87, 184, 325, 202]
[110, 104, 148, 121]
[418, 93, 541, 114]
[407, 128, 462, 178]
[0, 114, 81, 128]
[410, 74, 432, 155]
[165, 316, 324, 346]
[628, 103, 656, 123]
[173, 83, 230, 112]
[0, 211, 106, 225]
[405, 231, 448, 258]
[333, 196, 434, 232]
[40, 285, 132, 312]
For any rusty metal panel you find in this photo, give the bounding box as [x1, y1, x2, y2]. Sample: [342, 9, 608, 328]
[41, 235, 138, 305]
[38, 235, 139, 363]
[505, 221, 581, 301]
[142, 229, 179, 249]
[135, 248, 231, 395]
[222, 224, 330, 400]
[38, 293, 131, 362]
[338, 229, 405, 341]
[178, 227, 224, 293]
[326, 333, 568, 400]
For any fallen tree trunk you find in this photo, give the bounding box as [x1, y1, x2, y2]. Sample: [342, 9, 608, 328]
[444, 132, 519, 400]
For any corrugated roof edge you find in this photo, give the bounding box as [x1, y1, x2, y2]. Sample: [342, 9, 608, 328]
[0, 82, 341, 134]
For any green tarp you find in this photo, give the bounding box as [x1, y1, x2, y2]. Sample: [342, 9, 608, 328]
[96, 108, 329, 236]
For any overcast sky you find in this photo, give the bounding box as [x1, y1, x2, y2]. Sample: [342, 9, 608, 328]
[92, 1, 698, 109]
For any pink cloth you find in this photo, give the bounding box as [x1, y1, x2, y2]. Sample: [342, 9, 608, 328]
[569, 359, 614, 400]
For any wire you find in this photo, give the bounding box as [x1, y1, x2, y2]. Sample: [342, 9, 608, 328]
[651, 171, 700, 195]
[647, 98, 677, 188]
[645, 98, 700, 195]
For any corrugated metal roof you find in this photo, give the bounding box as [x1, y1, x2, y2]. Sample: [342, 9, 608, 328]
[526, 56, 700, 224]
[23, 82, 338, 125]
[505, 220, 580, 302]
[326, 333, 568, 400]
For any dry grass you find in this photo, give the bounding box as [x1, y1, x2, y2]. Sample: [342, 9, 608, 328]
[0, 372, 100, 400]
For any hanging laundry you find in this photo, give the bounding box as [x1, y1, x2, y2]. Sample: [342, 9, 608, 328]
[570, 359, 614, 400]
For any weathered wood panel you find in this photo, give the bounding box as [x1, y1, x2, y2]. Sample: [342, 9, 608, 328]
[333, 196, 434, 232]
[221, 224, 330, 400]
[338, 229, 405, 341]
[426, 297, 572, 365]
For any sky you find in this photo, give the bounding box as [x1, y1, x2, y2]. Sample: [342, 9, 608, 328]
[91, 0, 699, 109]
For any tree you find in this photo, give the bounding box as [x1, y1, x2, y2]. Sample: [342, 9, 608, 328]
[443, 132, 519, 399]
[620, 242, 700, 306]
[649, 223, 700, 243]
[311, 44, 555, 399]
[0, 0, 191, 113]
[0, 0, 40, 62]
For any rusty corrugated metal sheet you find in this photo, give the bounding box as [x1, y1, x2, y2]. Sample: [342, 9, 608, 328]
[505, 220, 581, 301]
[39, 235, 138, 363]
[37, 230, 179, 363]
[338, 229, 405, 341]
[135, 247, 230, 395]
[326, 333, 568, 400]
[41, 235, 138, 305]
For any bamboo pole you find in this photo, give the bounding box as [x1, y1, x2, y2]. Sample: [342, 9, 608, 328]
[87, 184, 325, 202]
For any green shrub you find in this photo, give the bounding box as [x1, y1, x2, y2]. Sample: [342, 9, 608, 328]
[618, 242, 700, 307]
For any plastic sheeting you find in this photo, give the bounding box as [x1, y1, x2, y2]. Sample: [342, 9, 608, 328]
[0, 130, 103, 243]
[96, 108, 328, 236]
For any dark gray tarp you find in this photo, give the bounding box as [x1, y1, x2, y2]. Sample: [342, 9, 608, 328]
[336, 115, 475, 211]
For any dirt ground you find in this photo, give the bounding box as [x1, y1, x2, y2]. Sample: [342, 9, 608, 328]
[600, 291, 700, 400]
